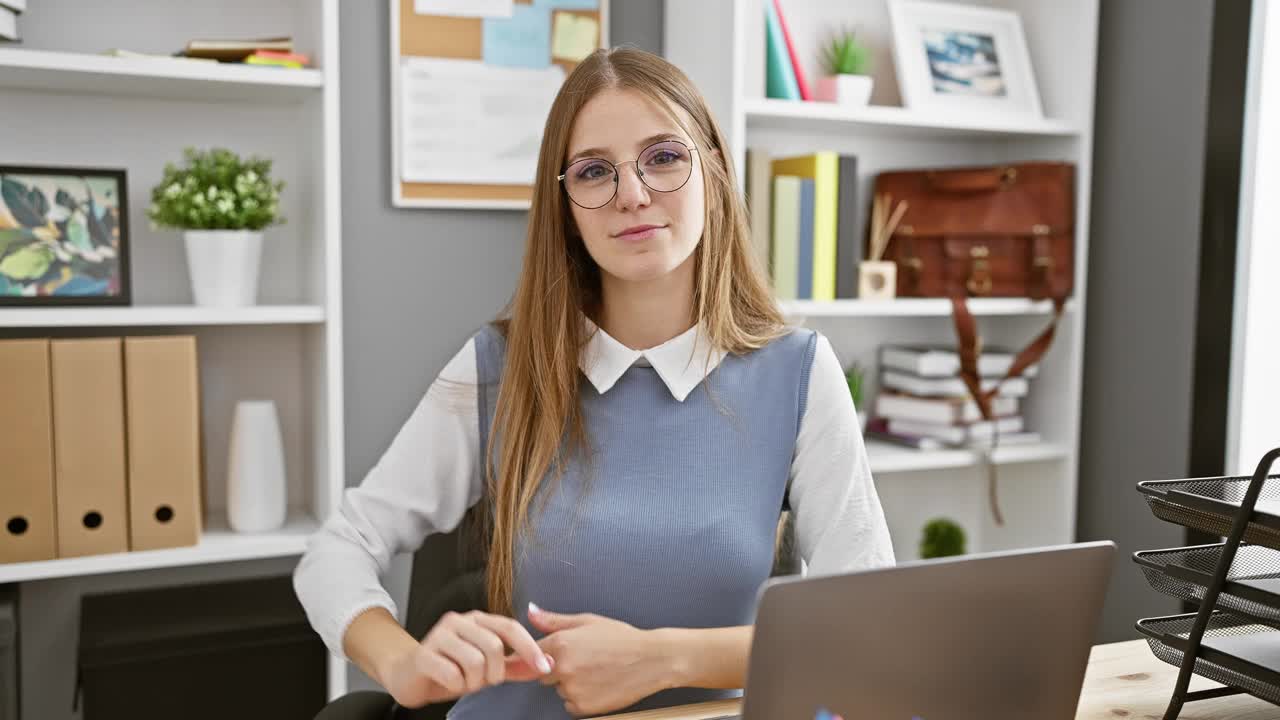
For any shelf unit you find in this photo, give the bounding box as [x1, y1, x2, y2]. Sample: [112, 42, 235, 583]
[0, 47, 324, 103]
[0, 513, 319, 585]
[666, 0, 1099, 561]
[0, 305, 326, 327]
[0, 0, 349, 709]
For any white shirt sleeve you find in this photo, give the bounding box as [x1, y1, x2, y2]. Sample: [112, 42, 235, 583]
[790, 332, 897, 575]
[293, 337, 484, 660]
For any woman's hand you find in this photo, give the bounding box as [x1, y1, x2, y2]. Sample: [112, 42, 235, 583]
[380, 610, 554, 709]
[528, 603, 677, 718]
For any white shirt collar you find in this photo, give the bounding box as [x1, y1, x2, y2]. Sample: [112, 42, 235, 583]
[580, 319, 727, 402]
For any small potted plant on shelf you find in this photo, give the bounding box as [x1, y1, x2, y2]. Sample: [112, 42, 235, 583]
[147, 147, 284, 307]
[845, 362, 868, 430]
[919, 517, 967, 559]
[817, 25, 874, 105]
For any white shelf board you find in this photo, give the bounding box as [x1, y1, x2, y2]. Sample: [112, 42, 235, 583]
[744, 98, 1080, 139]
[0, 513, 318, 583]
[867, 439, 1069, 474]
[780, 297, 1074, 318]
[0, 48, 324, 103]
[0, 304, 326, 328]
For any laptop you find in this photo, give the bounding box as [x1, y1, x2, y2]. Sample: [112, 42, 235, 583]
[723, 540, 1116, 720]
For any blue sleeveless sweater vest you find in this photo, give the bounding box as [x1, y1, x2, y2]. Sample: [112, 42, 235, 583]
[447, 324, 818, 718]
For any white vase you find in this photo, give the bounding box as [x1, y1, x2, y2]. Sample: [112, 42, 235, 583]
[183, 230, 263, 307]
[816, 74, 874, 105]
[227, 400, 287, 533]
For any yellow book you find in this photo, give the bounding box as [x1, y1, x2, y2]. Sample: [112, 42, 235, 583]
[771, 176, 801, 300]
[771, 152, 839, 301]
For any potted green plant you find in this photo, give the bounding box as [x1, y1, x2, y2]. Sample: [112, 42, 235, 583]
[919, 518, 967, 559]
[147, 147, 284, 307]
[817, 26, 874, 106]
[845, 363, 868, 430]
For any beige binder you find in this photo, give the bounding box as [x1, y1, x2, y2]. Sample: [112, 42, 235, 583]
[124, 336, 203, 551]
[0, 339, 58, 563]
[50, 338, 129, 558]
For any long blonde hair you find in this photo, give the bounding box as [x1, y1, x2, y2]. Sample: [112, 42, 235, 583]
[483, 47, 786, 615]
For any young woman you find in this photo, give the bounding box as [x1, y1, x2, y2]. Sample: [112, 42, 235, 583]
[294, 47, 894, 719]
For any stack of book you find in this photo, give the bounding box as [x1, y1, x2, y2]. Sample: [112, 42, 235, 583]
[744, 148, 861, 301]
[179, 36, 310, 68]
[865, 345, 1043, 450]
[0, 0, 25, 42]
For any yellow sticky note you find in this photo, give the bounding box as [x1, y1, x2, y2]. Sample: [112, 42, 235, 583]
[551, 13, 598, 62]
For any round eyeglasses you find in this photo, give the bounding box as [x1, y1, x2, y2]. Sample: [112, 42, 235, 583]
[558, 139, 699, 209]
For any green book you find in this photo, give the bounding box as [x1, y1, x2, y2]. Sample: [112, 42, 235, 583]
[764, 0, 800, 100]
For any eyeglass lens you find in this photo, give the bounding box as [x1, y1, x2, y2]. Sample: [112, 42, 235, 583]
[563, 140, 694, 208]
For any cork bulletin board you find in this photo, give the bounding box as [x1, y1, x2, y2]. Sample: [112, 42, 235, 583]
[390, 0, 610, 210]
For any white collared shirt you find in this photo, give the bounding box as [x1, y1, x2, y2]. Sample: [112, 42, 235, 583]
[293, 322, 896, 660]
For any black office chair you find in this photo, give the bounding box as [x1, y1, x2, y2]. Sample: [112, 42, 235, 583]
[314, 509, 800, 720]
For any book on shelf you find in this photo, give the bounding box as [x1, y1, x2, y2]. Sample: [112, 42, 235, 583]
[880, 345, 1040, 379]
[771, 175, 801, 299]
[772, 153, 839, 300]
[745, 148, 773, 275]
[881, 369, 1030, 398]
[770, 0, 810, 100]
[244, 49, 311, 69]
[835, 154, 859, 299]
[866, 417, 1043, 451]
[888, 415, 1024, 444]
[763, 0, 800, 100]
[875, 391, 1019, 425]
[181, 36, 293, 62]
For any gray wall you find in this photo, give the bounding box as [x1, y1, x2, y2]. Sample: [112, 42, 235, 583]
[1077, 0, 1215, 642]
[337, 0, 664, 692]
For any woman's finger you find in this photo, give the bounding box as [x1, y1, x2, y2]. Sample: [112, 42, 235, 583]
[452, 618, 508, 686]
[414, 648, 466, 698]
[472, 612, 552, 677]
[432, 630, 489, 693]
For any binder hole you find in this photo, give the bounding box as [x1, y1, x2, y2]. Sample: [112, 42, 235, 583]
[83, 511, 103, 529]
[155, 506, 174, 523]
[6, 517, 28, 536]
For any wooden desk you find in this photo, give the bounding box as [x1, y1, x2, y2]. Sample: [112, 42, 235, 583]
[594, 639, 1280, 719]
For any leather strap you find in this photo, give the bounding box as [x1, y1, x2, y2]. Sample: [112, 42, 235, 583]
[951, 290, 1067, 527]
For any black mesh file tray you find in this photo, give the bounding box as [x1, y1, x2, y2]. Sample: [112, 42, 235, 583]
[1135, 543, 1280, 625]
[1137, 612, 1280, 706]
[1138, 474, 1280, 549]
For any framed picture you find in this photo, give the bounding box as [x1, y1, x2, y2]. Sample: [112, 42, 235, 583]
[888, 0, 1043, 121]
[0, 165, 131, 306]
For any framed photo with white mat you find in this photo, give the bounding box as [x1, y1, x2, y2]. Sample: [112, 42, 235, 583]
[888, 0, 1043, 121]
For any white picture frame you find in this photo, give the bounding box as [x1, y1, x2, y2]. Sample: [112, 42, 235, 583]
[888, 0, 1043, 121]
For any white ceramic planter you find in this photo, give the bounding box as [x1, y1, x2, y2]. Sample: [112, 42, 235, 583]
[183, 229, 263, 306]
[816, 74, 874, 105]
[227, 399, 287, 533]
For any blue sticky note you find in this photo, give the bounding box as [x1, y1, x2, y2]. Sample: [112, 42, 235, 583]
[483, 4, 552, 69]
[534, 0, 599, 9]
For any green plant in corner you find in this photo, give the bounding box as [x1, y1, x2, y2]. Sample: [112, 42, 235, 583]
[844, 363, 865, 411]
[147, 147, 285, 231]
[821, 26, 873, 77]
[919, 518, 967, 559]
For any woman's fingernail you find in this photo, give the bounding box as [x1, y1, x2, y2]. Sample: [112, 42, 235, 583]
[537, 654, 552, 674]
[528, 602, 541, 615]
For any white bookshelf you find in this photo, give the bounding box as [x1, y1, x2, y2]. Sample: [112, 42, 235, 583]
[779, 297, 1075, 318]
[666, 0, 1099, 561]
[0, 47, 324, 103]
[0, 513, 319, 584]
[0, 0, 350, 705]
[744, 97, 1081, 138]
[0, 304, 326, 327]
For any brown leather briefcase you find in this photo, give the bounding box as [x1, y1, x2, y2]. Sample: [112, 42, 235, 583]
[871, 162, 1076, 524]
